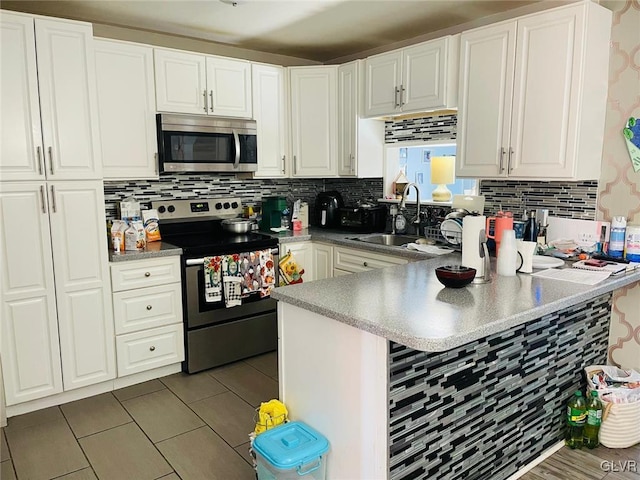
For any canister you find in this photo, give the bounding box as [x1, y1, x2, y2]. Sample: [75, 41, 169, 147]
[625, 224, 640, 262]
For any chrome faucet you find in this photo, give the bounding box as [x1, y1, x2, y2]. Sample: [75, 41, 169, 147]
[399, 182, 422, 229]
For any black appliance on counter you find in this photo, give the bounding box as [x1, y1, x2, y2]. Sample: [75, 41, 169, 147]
[339, 204, 387, 233]
[314, 191, 344, 228]
[152, 197, 279, 373]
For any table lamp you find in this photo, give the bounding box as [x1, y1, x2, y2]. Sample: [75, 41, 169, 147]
[430, 156, 455, 202]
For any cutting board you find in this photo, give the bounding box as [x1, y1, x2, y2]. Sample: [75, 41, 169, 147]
[451, 195, 485, 214]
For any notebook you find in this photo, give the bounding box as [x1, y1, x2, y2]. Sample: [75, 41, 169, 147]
[572, 260, 628, 275]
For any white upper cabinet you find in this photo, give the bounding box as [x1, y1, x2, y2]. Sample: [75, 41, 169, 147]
[457, 3, 611, 180]
[94, 39, 158, 179]
[338, 61, 384, 178]
[252, 64, 288, 178]
[290, 66, 337, 178]
[364, 36, 459, 117]
[0, 12, 102, 181]
[154, 47, 252, 118]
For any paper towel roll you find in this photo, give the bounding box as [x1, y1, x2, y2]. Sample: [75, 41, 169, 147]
[462, 215, 486, 276]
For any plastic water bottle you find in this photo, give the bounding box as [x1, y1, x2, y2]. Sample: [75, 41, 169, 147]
[583, 391, 603, 449]
[566, 390, 586, 449]
[609, 216, 627, 258]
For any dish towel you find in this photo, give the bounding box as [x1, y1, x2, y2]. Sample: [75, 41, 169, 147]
[259, 249, 276, 298]
[239, 251, 262, 297]
[204, 256, 222, 303]
[222, 254, 243, 307]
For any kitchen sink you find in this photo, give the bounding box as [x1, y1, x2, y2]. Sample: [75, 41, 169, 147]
[351, 234, 422, 247]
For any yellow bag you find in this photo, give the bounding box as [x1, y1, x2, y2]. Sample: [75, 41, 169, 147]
[254, 399, 288, 435]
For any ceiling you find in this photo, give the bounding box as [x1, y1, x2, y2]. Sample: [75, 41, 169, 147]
[2, 0, 556, 62]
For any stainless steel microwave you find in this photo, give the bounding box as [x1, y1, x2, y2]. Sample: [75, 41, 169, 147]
[156, 114, 257, 173]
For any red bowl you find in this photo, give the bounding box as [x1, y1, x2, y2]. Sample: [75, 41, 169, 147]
[435, 265, 476, 288]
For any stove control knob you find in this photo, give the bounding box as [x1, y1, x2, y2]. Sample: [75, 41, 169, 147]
[157, 206, 166, 214]
[223, 202, 230, 209]
[231, 201, 238, 209]
[215, 202, 223, 210]
[167, 205, 175, 213]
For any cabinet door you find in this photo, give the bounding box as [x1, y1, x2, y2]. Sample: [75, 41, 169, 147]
[280, 242, 314, 282]
[290, 67, 337, 178]
[312, 243, 333, 281]
[252, 64, 288, 177]
[338, 62, 357, 176]
[508, 6, 584, 178]
[364, 50, 401, 117]
[154, 48, 207, 114]
[0, 183, 62, 405]
[35, 18, 102, 180]
[456, 21, 516, 178]
[0, 13, 44, 181]
[48, 181, 115, 390]
[206, 56, 252, 118]
[402, 38, 448, 112]
[95, 39, 158, 179]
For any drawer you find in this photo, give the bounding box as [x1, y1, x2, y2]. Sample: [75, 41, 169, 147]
[333, 246, 407, 273]
[113, 283, 183, 335]
[116, 323, 184, 377]
[111, 257, 181, 292]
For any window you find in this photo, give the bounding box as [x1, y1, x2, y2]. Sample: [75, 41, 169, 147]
[385, 143, 477, 202]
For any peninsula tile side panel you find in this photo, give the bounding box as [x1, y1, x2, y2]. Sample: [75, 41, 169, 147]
[388, 294, 612, 480]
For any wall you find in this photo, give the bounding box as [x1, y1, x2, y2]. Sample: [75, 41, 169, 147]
[104, 175, 383, 222]
[598, 0, 640, 370]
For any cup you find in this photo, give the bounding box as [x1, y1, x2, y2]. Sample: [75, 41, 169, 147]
[513, 221, 526, 239]
[517, 240, 537, 273]
[486, 212, 514, 255]
[496, 229, 517, 276]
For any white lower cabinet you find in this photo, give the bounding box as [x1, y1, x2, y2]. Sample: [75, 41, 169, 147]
[280, 242, 314, 282]
[0, 181, 114, 405]
[312, 243, 334, 281]
[110, 257, 184, 377]
[333, 246, 408, 275]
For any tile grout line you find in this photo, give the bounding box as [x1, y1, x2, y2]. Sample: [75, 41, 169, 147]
[58, 402, 100, 480]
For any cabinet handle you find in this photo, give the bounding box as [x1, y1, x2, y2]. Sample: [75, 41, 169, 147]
[144, 272, 151, 277]
[203, 90, 208, 113]
[36, 146, 43, 175]
[209, 90, 214, 112]
[293, 155, 297, 175]
[350, 153, 355, 173]
[363, 261, 368, 267]
[508, 147, 514, 173]
[400, 85, 405, 106]
[146, 305, 153, 310]
[281, 155, 286, 174]
[40, 185, 46, 213]
[50, 185, 56, 213]
[499, 147, 506, 172]
[48, 146, 54, 175]
[149, 346, 156, 352]
[394, 87, 400, 108]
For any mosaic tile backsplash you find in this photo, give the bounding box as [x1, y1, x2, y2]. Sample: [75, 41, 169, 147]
[385, 114, 457, 143]
[389, 293, 611, 480]
[103, 175, 383, 221]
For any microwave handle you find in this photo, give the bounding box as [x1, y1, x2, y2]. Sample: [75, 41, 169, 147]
[232, 129, 240, 169]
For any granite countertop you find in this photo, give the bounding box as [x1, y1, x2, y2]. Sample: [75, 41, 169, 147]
[271, 254, 640, 352]
[269, 227, 450, 261]
[109, 241, 182, 262]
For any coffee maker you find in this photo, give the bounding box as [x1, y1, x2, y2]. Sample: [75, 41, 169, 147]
[314, 191, 343, 228]
[260, 196, 287, 231]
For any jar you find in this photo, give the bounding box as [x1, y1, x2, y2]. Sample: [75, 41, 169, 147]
[625, 224, 640, 262]
[609, 216, 627, 258]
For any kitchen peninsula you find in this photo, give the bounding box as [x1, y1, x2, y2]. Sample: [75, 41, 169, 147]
[271, 257, 640, 480]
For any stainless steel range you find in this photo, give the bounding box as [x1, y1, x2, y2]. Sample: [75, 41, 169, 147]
[152, 197, 279, 373]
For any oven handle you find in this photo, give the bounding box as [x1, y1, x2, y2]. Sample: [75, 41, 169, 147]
[185, 248, 280, 266]
[232, 129, 240, 169]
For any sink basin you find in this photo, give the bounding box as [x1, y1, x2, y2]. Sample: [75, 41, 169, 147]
[352, 234, 422, 247]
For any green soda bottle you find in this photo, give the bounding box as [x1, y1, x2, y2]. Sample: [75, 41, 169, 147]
[583, 390, 603, 449]
[566, 390, 586, 449]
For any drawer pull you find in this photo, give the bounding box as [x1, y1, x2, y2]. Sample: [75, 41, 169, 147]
[149, 346, 156, 351]
[363, 261, 368, 267]
[146, 305, 153, 310]
[144, 272, 151, 277]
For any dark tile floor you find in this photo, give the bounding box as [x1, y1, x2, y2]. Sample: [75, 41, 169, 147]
[1, 352, 278, 480]
[1, 352, 638, 479]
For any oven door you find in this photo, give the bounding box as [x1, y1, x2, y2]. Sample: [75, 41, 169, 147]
[184, 252, 278, 330]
